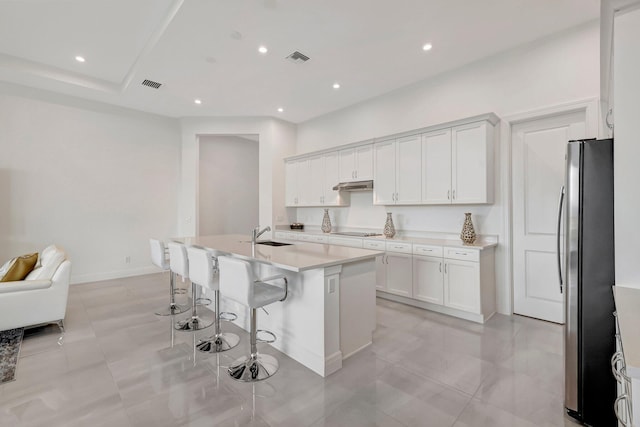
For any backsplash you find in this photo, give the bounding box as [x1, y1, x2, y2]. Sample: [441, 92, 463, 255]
[290, 192, 498, 235]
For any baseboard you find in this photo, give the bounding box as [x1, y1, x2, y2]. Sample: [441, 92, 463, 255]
[71, 266, 160, 285]
[376, 291, 486, 324]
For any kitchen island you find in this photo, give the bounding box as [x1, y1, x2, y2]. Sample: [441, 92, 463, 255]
[174, 234, 383, 377]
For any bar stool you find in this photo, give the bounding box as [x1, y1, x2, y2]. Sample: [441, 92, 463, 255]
[218, 256, 288, 382]
[186, 247, 240, 353]
[168, 242, 214, 331]
[149, 239, 188, 316]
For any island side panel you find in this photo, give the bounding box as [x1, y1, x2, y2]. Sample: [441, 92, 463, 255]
[339, 258, 376, 359]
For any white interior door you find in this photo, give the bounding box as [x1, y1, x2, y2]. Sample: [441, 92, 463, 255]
[512, 111, 586, 323]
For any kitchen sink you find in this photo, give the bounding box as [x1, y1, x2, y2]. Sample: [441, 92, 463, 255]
[255, 241, 292, 247]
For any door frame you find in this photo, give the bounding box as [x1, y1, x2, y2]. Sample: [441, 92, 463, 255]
[500, 98, 600, 315]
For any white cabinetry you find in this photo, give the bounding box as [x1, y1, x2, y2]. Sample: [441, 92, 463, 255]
[373, 241, 413, 297]
[413, 255, 444, 304]
[308, 152, 346, 206]
[285, 158, 310, 206]
[339, 144, 373, 182]
[444, 259, 480, 313]
[422, 129, 453, 204]
[422, 121, 494, 205]
[452, 122, 494, 204]
[286, 152, 346, 207]
[373, 135, 422, 205]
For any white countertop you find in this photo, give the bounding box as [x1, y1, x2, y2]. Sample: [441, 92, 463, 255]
[276, 228, 498, 250]
[173, 234, 383, 272]
[613, 285, 640, 377]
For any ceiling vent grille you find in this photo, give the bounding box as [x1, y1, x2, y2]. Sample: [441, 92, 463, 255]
[141, 79, 162, 89]
[286, 51, 310, 64]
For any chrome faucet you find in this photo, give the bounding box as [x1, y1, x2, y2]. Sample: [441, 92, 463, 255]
[251, 225, 271, 244]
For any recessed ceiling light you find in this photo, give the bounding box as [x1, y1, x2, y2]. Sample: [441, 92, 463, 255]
[194, 99, 202, 105]
[75, 56, 85, 63]
[333, 83, 341, 89]
[258, 46, 268, 54]
[422, 43, 433, 51]
[277, 107, 284, 113]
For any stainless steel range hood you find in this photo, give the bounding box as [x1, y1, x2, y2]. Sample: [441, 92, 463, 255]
[332, 180, 374, 191]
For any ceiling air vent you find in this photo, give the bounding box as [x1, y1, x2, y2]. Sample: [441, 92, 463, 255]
[141, 79, 162, 89]
[286, 51, 310, 64]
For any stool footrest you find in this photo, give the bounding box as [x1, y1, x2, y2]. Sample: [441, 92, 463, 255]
[195, 297, 212, 306]
[256, 329, 276, 344]
[219, 311, 237, 322]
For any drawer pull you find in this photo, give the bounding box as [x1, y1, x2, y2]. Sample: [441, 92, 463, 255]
[455, 252, 468, 256]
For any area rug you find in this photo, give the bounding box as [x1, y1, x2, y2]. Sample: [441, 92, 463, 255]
[0, 328, 24, 384]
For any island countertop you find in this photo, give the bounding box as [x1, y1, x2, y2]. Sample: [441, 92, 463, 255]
[172, 234, 384, 272]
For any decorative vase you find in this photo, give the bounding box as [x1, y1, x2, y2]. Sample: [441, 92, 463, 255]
[383, 212, 396, 238]
[460, 212, 477, 245]
[321, 209, 332, 233]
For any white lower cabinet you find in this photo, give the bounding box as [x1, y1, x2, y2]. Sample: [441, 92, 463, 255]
[385, 253, 413, 297]
[444, 259, 480, 313]
[413, 255, 443, 304]
[272, 231, 496, 323]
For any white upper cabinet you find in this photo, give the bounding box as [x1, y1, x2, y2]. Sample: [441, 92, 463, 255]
[286, 152, 346, 207]
[373, 139, 396, 204]
[286, 114, 497, 208]
[451, 121, 493, 204]
[339, 144, 373, 182]
[422, 121, 494, 205]
[374, 135, 422, 205]
[396, 135, 422, 204]
[286, 158, 310, 206]
[422, 129, 453, 204]
[322, 152, 344, 206]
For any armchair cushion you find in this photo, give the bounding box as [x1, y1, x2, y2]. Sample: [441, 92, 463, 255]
[0, 253, 38, 282]
[26, 245, 65, 280]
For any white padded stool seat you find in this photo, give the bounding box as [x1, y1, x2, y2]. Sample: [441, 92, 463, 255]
[150, 239, 188, 316]
[218, 256, 287, 382]
[219, 256, 286, 309]
[187, 247, 239, 353]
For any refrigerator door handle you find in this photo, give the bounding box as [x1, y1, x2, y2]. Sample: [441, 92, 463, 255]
[556, 185, 565, 294]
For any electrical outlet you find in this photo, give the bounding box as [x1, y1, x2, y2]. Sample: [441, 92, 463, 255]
[125, 256, 131, 264]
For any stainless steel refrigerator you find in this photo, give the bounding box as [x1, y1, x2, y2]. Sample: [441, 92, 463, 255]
[559, 138, 615, 426]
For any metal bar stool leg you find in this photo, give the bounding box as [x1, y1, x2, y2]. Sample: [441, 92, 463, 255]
[175, 282, 214, 331]
[228, 308, 279, 382]
[156, 271, 189, 316]
[196, 290, 240, 353]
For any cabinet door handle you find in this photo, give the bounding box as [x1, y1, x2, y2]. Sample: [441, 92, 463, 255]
[439, 262, 442, 273]
[444, 264, 448, 274]
[395, 192, 399, 202]
[453, 190, 456, 200]
[355, 170, 358, 179]
[447, 190, 450, 200]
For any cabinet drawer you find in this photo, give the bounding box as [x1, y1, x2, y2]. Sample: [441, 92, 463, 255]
[413, 244, 443, 257]
[444, 247, 479, 262]
[306, 234, 329, 244]
[275, 231, 297, 241]
[386, 241, 413, 254]
[363, 240, 386, 250]
[328, 236, 364, 248]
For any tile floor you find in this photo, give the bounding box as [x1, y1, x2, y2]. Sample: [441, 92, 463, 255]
[0, 273, 582, 426]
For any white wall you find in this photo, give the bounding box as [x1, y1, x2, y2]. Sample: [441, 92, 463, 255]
[0, 82, 181, 283]
[179, 117, 296, 238]
[198, 135, 259, 234]
[294, 22, 600, 314]
[614, 6, 640, 287]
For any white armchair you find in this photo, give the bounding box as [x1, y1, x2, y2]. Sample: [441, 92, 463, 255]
[0, 245, 71, 331]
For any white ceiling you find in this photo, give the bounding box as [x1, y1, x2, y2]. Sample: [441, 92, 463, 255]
[0, 0, 599, 123]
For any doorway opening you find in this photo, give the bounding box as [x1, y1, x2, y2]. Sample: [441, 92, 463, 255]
[197, 134, 259, 235]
